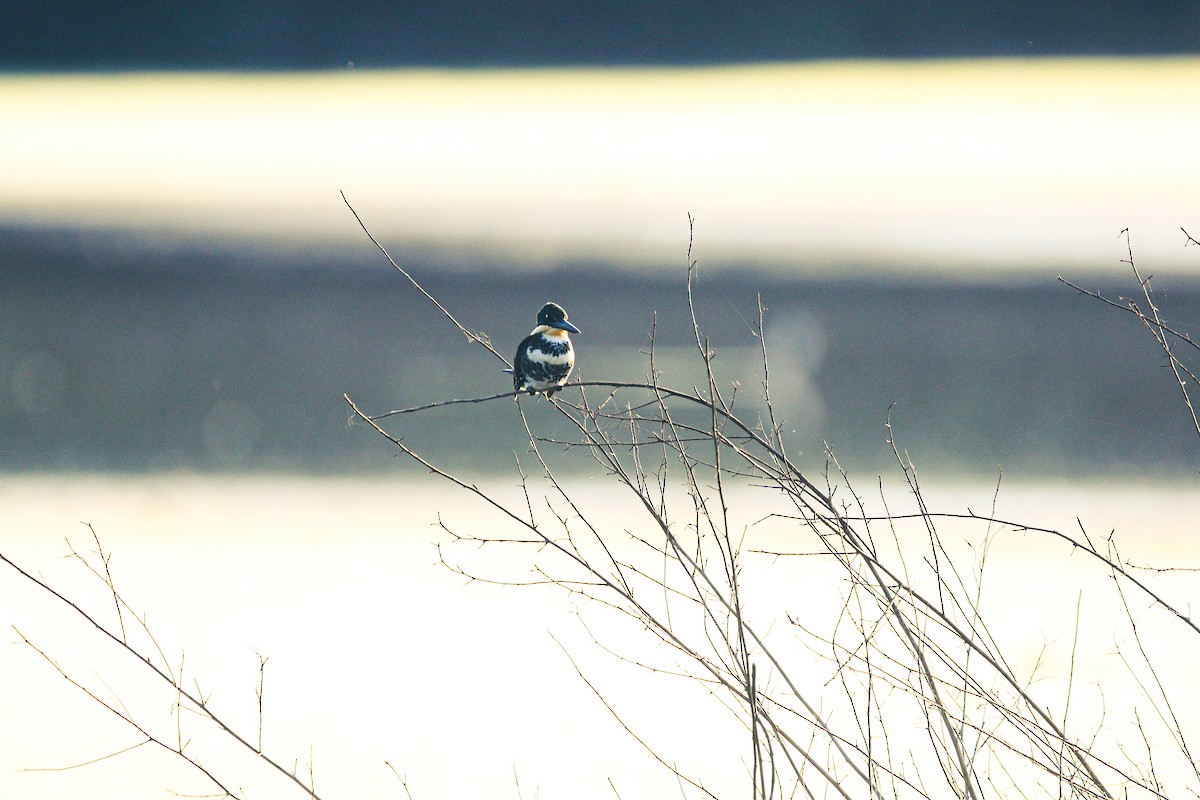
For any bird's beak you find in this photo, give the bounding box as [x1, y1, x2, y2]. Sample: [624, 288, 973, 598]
[553, 320, 581, 334]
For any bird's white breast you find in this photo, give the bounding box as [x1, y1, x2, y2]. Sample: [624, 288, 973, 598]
[524, 345, 574, 366]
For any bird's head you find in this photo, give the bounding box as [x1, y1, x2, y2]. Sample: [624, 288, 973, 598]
[536, 302, 580, 334]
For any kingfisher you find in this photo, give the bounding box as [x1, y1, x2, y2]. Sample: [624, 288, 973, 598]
[511, 302, 580, 398]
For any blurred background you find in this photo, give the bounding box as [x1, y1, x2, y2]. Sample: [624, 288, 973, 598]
[4, 5, 1200, 800]
[1, 1, 1199, 476]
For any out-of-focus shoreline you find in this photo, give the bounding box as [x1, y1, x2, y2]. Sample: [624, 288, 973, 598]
[3, 255, 1199, 477]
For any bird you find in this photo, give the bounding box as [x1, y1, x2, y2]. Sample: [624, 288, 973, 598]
[511, 302, 580, 398]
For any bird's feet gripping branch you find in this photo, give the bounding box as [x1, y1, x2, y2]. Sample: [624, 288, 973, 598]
[511, 302, 580, 398]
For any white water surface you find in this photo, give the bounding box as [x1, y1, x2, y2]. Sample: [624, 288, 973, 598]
[1, 473, 1198, 798]
[2, 59, 1199, 277]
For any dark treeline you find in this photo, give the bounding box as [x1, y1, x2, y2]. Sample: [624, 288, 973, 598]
[3, 1, 1199, 71]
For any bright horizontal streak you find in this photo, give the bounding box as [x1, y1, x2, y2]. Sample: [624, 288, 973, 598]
[1, 60, 1198, 276]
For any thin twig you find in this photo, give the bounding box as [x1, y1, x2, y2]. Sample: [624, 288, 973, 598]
[0, 551, 326, 800]
[340, 190, 509, 366]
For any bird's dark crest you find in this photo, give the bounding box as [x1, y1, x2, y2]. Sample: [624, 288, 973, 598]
[537, 302, 568, 327]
